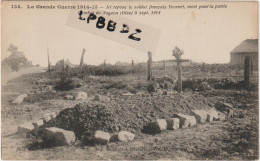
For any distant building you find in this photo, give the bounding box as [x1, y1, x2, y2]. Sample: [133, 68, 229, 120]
[230, 39, 258, 70]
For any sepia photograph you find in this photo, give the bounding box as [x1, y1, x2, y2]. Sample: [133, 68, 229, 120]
[1, 1, 259, 160]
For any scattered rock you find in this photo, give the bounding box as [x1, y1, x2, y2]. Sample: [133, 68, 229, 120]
[150, 119, 167, 133]
[215, 102, 234, 119]
[42, 127, 76, 146]
[174, 114, 196, 128]
[190, 110, 208, 123]
[118, 131, 135, 142]
[43, 113, 52, 122]
[166, 118, 180, 130]
[94, 131, 110, 145]
[74, 92, 88, 100]
[218, 112, 226, 121]
[227, 108, 234, 118]
[18, 122, 35, 137]
[94, 94, 110, 102]
[12, 94, 28, 104]
[207, 109, 220, 121]
[49, 112, 56, 119]
[32, 119, 44, 128]
[64, 95, 74, 100]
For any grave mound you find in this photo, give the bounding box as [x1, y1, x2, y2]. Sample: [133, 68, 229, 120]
[46, 93, 215, 138]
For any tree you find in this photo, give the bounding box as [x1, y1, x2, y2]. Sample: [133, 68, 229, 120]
[7, 44, 20, 72]
[7, 44, 18, 53]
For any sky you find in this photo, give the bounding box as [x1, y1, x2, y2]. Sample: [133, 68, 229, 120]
[1, 1, 258, 67]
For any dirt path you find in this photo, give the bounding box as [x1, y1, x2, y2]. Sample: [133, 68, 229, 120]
[2, 66, 46, 85]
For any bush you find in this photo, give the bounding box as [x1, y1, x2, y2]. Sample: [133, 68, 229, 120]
[54, 71, 76, 91]
[182, 78, 244, 91]
[66, 64, 146, 78]
[147, 82, 159, 93]
[55, 78, 76, 91]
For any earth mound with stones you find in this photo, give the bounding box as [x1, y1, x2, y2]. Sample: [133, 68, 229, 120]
[46, 92, 216, 139]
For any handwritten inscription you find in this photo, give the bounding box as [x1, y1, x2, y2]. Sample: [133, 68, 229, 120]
[78, 11, 142, 41]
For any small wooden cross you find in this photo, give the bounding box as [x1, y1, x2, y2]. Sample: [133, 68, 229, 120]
[172, 47, 189, 93]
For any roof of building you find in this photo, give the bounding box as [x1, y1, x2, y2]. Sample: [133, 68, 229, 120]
[231, 39, 258, 53]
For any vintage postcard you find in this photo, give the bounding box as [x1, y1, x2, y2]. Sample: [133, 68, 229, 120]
[1, 1, 258, 160]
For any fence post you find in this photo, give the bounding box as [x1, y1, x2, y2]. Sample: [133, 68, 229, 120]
[147, 52, 152, 81]
[47, 48, 50, 72]
[79, 48, 86, 71]
[131, 60, 134, 74]
[177, 61, 182, 93]
[244, 56, 251, 90]
[163, 60, 166, 70]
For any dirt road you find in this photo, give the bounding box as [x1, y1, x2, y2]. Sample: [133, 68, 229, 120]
[2, 66, 46, 84]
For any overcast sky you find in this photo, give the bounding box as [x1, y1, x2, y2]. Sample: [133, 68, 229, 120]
[2, 1, 258, 66]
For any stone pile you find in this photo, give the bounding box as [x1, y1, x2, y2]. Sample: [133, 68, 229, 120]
[144, 105, 233, 134]
[17, 111, 57, 138]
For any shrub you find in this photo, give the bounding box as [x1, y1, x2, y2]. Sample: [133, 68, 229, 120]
[66, 64, 146, 77]
[54, 71, 76, 91]
[182, 78, 244, 91]
[147, 82, 158, 93]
